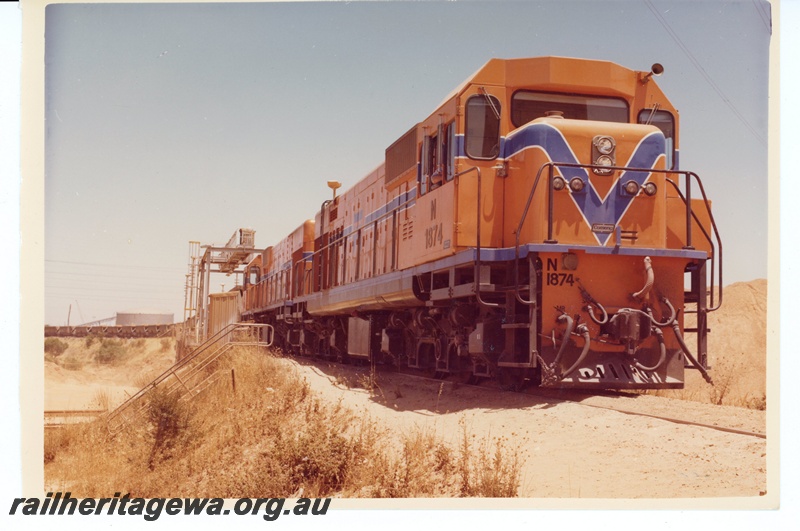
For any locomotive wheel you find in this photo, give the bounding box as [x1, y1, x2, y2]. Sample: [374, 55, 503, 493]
[336, 350, 350, 365]
[497, 367, 527, 392]
[455, 370, 477, 386]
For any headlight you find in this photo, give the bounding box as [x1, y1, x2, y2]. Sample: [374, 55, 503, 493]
[593, 135, 616, 155]
[569, 177, 585, 193]
[552, 176, 566, 191]
[592, 135, 616, 175]
[624, 180, 640, 195]
[594, 155, 614, 175]
[596, 155, 613, 167]
[643, 182, 658, 196]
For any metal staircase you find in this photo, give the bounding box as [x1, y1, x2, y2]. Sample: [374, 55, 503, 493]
[106, 322, 273, 435]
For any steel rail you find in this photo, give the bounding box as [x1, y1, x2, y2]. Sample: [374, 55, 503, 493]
[524, 388, 765, 439]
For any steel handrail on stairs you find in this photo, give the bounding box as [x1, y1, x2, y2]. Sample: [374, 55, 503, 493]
[105, 322, 273, 434]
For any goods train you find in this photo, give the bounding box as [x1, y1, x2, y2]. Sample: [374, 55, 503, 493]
[241, 56, 721, 390]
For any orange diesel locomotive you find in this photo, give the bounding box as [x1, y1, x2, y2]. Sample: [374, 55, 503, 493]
[242, 56, 721, 390]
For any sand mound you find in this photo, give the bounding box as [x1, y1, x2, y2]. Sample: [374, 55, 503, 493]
[44, 337, 176, 411]
[676, 279, 768, 407]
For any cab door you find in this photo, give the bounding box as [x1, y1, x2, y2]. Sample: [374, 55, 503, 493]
[453, 86, 505, 251]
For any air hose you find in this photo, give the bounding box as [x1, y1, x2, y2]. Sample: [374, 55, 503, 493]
[634, 327, 667, 371]
[560, 324, 592, 378]
[632, 256, 654, 300]
[551, 314, 574, 369]
[647, 298, 677, 327]
[672, 321, 714, 385]
[586, 302, 609, 325]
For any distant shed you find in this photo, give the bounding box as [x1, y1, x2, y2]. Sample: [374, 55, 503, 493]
[115, 312, 174, 326]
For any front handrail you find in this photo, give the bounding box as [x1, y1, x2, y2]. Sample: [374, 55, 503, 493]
[512, 161, 722, 311]
[513, 163, 551, 305]
[664, 176, 723, 311]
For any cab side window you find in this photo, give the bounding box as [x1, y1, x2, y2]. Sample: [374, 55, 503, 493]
[445, 122, 455, 182]
[420, 122, 456, 194]
[465, 95, 501, 160]
[418, 140, 428, 196]
[638, 109, 675, 169]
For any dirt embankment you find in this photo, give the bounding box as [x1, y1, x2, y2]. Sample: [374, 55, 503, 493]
[672, 279, 768, 408]
[44, 337, 176, 411]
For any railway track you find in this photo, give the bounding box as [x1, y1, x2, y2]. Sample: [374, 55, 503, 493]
[525, 388, 767, 439]
[284, 354, 767, 440]
[45, 409, 105, 429]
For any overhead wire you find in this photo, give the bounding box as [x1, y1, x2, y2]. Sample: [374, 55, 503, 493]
[644, 0, 767, 146]
[45, 258, 189, 321]
[751, 0, 772, 34]
[46, 258, 183, 272]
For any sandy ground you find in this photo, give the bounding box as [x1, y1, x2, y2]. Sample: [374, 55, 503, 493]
[43, 280, 770, 500]
[282, 357, 766, 499]
[44, 364, 139, 411]
[44, 338, 176, 411]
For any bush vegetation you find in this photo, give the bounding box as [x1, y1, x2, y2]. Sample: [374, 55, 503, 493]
[160, 338, 172, 353]
[44, 347, 524, 498]
[642, 359, 767, 410]
[85, 334, 103, 348]
[95, 339, 128, 365]
[44, 338, 69, 357]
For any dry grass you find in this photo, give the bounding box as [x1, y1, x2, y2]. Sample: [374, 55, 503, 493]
[642, 280, 767, 410]
[644, 361, 767, 411]
[91, 389, 112, 411]
[44, 347, 524, 498]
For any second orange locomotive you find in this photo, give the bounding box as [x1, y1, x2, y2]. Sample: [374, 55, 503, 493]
[242, 56, 721, 390]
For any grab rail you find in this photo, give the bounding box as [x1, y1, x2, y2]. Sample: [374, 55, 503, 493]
[512, 161, 722, 311]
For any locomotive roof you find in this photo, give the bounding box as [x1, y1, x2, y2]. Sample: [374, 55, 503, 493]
[435, 56, 647, 110]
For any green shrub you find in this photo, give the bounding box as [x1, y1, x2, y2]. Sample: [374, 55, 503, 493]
[44, 338, 69, 357]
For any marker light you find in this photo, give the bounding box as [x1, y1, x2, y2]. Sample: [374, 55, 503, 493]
[643, 182, 658, 196]
[562, 252, 579, 270]
[624, 180, 640, 195]
[552, 176, 566, 191]
[569, 177, 585, 193]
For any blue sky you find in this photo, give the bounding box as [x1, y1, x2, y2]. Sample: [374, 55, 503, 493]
[34, 0, 771, 325]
